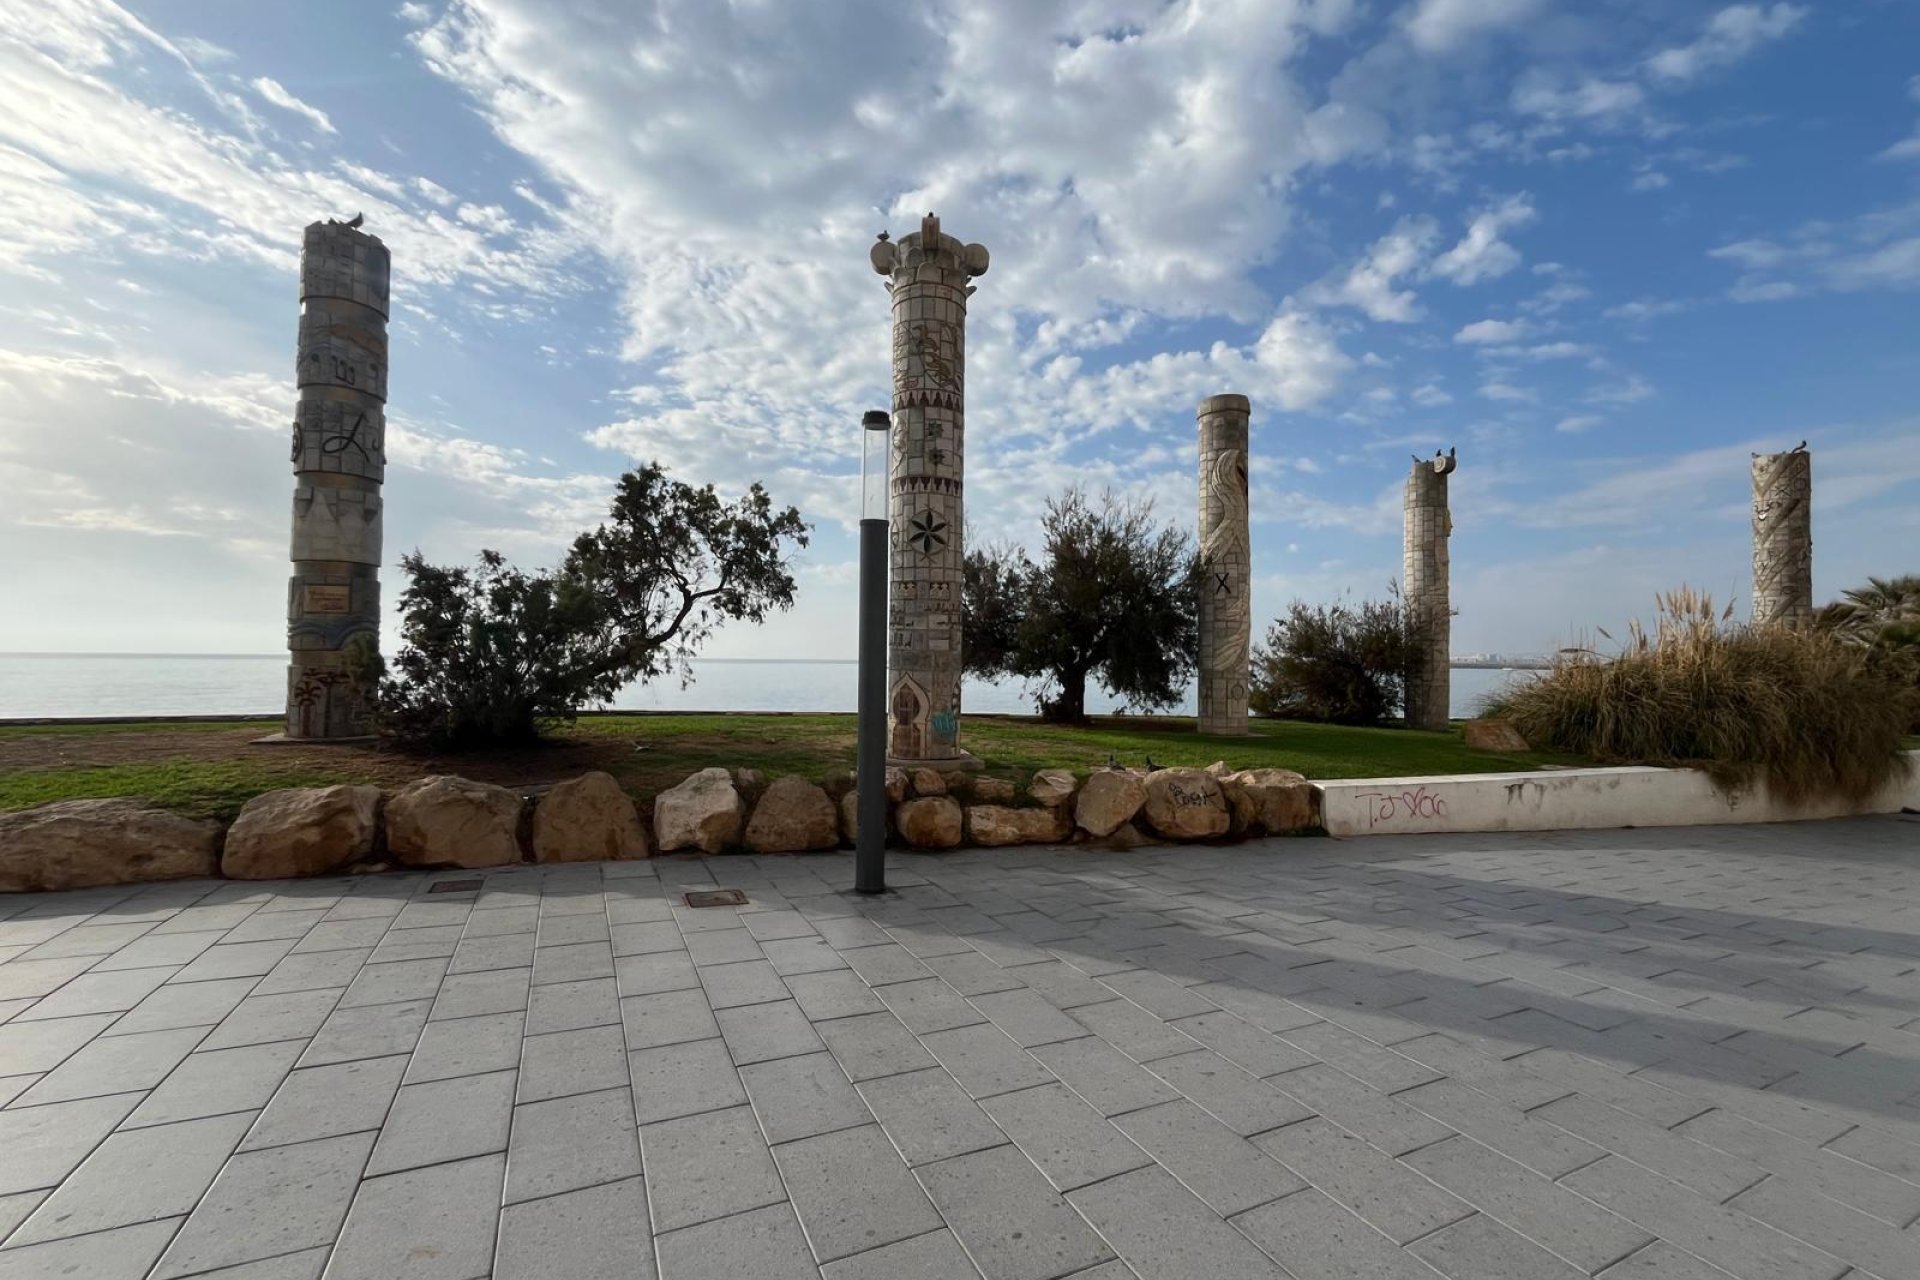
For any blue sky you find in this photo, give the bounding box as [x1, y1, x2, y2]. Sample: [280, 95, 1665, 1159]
[1, 0, 1915, 662]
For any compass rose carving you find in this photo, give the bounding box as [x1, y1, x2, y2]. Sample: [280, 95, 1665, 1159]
[906, 510, 948, 557]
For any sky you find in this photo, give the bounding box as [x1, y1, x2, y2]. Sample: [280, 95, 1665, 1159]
[1, 0, 1916, 664]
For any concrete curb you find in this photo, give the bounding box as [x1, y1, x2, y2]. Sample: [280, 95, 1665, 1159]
[1316, 751, 1920, 838]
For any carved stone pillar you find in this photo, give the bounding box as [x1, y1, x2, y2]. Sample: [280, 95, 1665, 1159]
[285, 219, 388, 739]
[870, 214, 989, 765]
[1751, 446, 1812, 628]
[1196, 394, 1251, 735]
[1403, 449, 1456, 733]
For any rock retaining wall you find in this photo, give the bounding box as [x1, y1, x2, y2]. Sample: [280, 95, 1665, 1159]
[0, 762, 1323, 892]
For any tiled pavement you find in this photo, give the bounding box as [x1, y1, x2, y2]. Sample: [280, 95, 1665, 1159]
[1, 818, 1918, 1280]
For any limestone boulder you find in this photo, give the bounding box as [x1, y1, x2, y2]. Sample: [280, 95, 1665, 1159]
[966, 805, 1072, 848]
[1225, 769, 1317, 836]
[730, 768, 769, 798]
[839, 790, 860, 844]
[532, 772, 648, 863]
[387, 776, 524, 869]
[1029, 769, 1078, 809]
[0, 799, 221, 892]
[1074, 770, 1149, 837]
[222, 785, 382, 880]
[1464, 718, 1531, 753]
[1204, 760, 1235, 779]
[965, 777, 1018, 804]
[896, 796, 963, 849]
[1142, 768, 1231, 840]
[744, 776, 839, 854]
[910, 769, 948, 798]
[885, 767, 909, 804]
[654, 767, 746, 854]
[821, 770, 856, 801]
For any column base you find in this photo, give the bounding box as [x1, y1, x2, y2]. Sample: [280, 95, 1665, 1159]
[888, 750, 985, 773]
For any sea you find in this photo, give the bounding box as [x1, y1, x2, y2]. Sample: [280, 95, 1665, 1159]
[0, 654, 1528, 721]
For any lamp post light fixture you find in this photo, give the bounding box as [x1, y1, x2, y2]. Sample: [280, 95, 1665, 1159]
[855, 409, 891, 894]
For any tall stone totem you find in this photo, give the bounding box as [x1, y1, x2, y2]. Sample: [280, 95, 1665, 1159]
[285, 218, 389, 739]
[1197, 394, 1251, 735]
[869, 214, 989, 765]
[1751, 444, 1812, 628]
[1403, 448, 1456, 733]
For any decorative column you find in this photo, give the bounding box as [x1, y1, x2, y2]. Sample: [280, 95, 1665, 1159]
[1403, 448, 1456, 733]
[285, 217, 389, 739]
[1197, 394, 1251, 735]
[1751, 444, 1812, 628]
[870, 213, 989, 766]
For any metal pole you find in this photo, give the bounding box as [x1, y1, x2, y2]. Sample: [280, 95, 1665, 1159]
[855, 413, 890, 894]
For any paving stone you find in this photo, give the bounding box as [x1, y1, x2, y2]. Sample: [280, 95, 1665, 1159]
[197, 988, 341, 1051]
[629, 1038, 748, 1124]
[297, 996, 430, 1067]
[969, 988, 1088, 1048]
[1408, 1210, 1588, 1279]
[404, 1009, 524, 1083]
[1231, 1187, 1439, 1280]
[495, 1176, 655, 1280]
[1532, 1092, 1768, 1201]
[842, 943, 936, 987]
[1395, 1076, 1603, 1178]
[623, 988, 721, 1049]
[1069, 999, 1201, 1063]
[1031, 1036, 1182, 1117]
[505, 1085, 641, 1203]
[1002, 960, 1115, 1010]
[1167, 1010, 1317, 1078]
[0, 1187, 47, 1239]
[979, 1082, 1151, 1192]
[787, 970, 888, 1021]
[653, 1201, 817, 1280]
[818, 1011, 937, 1081]
[918, 1142, 1114, 1280]
[325, 1152, 505, 1280]
[535, 941, 617, 985]
[1069, 1164, 1289, 1279]
[1725, 1172, 1920, 1280]
[857, 1067, 1007, 1167]
[448, 932, 535, 974]
[920, 1023, 1055, 1099]
[611, 920, 684, 957]
[717, 998, 825, 1064]
[641, 1104, 786, 1232]
[762, 936, 851, 976]
[1277, 1021, 1440, 1093]
[615, 951, 701, 997]
[170, 939, 299, 984]
[1254, 1117, 1473, 1246]
[14, 966, 175, 1022]
[1098, 969, 1220, 1020]
[776, 1123, 944, 1262]
[685, 929, 763, 966]
[0, 1011, 117, 1075]
[1562, 1156, 1845, 1280]
[107, 976, 257, 1035]
[10, 1110, 252, 1244]
[16, 1024, 205, 1106]
[240, 1054, 407, 1150]
[519, 1023, 629, 1101]
[365, 1068, 516, 1174]
[741, 1051, 872, 1145]
[1400, 1136, 1656, 1273]
[91, 933, 224, 971]
[879, 977, 989, 1034]
[1113, 1099, 1304, 1215]
[1145, 1048, 1315, 1137]
[1596, 1240, 1753, 1278]
[368, 925, 463, 963]
[699, 959, 790, 1009]
[819, 1228, 981, 1280]
[126, 1039, 303, 1127]
[152, 1131, 374, 1277]
[525, 976, 621, 1035]
[431, 967, 531, 1020]
[0, 1092, 142, 1194]
[20, 921, 156, 959]
[924, 951, 1027, 996]
[0, 1218, 181, 1280]
[1674, 1107, 1920, 1226]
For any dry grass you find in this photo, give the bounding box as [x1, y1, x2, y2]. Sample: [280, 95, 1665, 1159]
[1483, 588, 1919, 804]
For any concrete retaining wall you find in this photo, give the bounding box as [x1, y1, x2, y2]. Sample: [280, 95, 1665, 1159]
[1318, 752, 1920, 838]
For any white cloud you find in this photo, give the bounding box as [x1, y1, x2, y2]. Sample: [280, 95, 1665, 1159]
[1630, 170, 1670, 192]
[1430, 194, 1535, 283]
[252, 76, 337, 134]
[1479, 380, 1534, 402]
[1511, 74, 1647, 125]
[1604, 297, 1689, 321]
[1301, 216, 1439, 321]
[1411, 383, 1453, 406]
[1403, 0, 1541, 54]
[1555, 415, 1603, 433]
[1644, 4, 1807, 85]
[1455, 318, 1528, 344]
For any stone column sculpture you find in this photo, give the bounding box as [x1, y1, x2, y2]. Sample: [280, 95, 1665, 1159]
[1751, 444, 1812, 629]
[1196, 394, 1251, 736]
[869, 213, 989, 766]
[285, 217, 389, 739]
[1403, 448, 1456, 733]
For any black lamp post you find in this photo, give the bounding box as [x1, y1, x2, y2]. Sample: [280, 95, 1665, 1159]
[855, 409, 891, 894]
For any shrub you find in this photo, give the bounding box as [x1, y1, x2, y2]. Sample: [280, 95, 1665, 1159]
[1249, 595, 1417, 726]
[1483, 588, 1918, 803]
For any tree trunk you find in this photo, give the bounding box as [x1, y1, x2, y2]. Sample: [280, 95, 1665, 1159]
[1042, 667, 1090, 725]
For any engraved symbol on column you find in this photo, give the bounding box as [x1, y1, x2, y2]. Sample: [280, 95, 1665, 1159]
[906, 511, 948, 557]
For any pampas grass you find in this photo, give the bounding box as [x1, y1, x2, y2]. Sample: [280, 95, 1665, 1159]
[1483, 588, 1917, 803]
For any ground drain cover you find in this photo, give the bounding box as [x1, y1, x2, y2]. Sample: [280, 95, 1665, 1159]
[685, 889, 749, 908]
[429, 878, 484, 894]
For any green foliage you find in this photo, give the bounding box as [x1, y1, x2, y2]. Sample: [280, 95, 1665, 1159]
[1816, 574, 1920, 728]
[963, 489, 1198, 724]
[1485, 588, 1919, 802]
[361, 462, 809, 749]
[1249, 594, 1417, 726]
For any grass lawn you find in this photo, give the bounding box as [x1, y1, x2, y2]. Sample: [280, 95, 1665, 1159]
[0, 712, 1585, 821]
